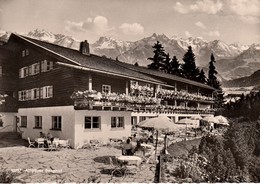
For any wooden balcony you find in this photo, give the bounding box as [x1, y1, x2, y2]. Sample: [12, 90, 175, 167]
[73, 98, 215, 114]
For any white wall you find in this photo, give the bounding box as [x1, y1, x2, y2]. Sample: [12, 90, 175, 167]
[74, 110, 132, 148]
[0, 112, 17, 132]
[18, 106, 75, 146]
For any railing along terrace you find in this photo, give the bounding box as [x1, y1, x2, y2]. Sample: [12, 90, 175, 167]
[157, 88, 214, 102]
[71, 90, 216, 114]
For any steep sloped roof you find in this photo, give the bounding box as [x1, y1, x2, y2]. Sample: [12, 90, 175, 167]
[113, 60, 215, 90]
[12, 34, 163, 84]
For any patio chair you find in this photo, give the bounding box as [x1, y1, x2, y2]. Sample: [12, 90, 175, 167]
[59, 139, 71, 149]
[123, 160, 139, 178]
[36, 138, 45, 148]
[89, 139, 100, 150]
[27, 137, 35, 148]
[47, 141, 58, 151]
[109, 157, 123, 177]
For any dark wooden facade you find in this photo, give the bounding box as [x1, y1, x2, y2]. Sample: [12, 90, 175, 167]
[0, 36, 131, 110]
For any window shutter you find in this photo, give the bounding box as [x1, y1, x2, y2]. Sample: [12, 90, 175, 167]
[40, 87, 43, 98]
[18, 91, 21, 101]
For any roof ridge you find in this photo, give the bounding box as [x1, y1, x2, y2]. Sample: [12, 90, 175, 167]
[13, 34, 82, 66]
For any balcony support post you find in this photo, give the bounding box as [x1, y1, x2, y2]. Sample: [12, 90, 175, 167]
[88, 74, 92, 91]
[125, 81, 129, 95]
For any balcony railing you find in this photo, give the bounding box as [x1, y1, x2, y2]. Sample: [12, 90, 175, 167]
[71, 90, 215, 114]
[157, 89, 214, 103]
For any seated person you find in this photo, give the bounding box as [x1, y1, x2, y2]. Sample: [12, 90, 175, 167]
[122, 139, 134, 156]
[148, 135, 154, 143]
[47, 132, 54, 143]
[134, 141, 145, 157]
[131, 134, 137, 142]
[40, 131, 46, 138]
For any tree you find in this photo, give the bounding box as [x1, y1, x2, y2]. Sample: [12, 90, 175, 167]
[169, 56, 182, 76]
[181, 46, 198, 81]
[134, 62, 139, 66]
[207, 54, 220, 89]
[199, 134, 238, 182]
[207, 53, 225, 108]
[163, 53, 171, 73]
[197, 69, 207, 84]
[147, 41, 166, 71]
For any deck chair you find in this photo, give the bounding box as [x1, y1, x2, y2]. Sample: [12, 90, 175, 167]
[28, 137, 35, 148]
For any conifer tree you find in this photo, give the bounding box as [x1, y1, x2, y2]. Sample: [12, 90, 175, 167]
[163, 53, 171, 73]
[169, 56, 181, 76]
[181, 46, 198, 80]
[147, 41, 166, 71]
[134, 62, 139, 66]
[207, 53, 225, 108]
[197, 69, 207, 84]
[207, 54, 220, 89]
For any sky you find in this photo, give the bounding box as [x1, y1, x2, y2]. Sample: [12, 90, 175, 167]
[0, 0, 259, 44]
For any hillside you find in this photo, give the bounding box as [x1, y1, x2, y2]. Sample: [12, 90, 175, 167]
[223, 69, 260, 88]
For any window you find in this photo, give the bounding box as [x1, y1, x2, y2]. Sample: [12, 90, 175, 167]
[40, 86, 53, 99]
[52, 116, 62, 130]
[0, 66, 2, 77]
[32, 88, 39, 100]
[21, 116, 27, 128]
[84, 116, 101, 129]
[28, 65, 32, 76]
[139, 116, 146, 122]
[111, 117, 124, 128]
[102, 85, 111, 94]
[41, 60, 53, 72]
[34, 116, 42, 128]
[19, 67, 29, 78]
[18, 91, 27, 101]
[32, 63, 40, 75]
[22, 49, 29, 57]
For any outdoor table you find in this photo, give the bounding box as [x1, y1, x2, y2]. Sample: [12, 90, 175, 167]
[117, 155, 142, 166]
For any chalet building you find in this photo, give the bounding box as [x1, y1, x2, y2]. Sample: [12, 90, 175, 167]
[0, 34, 216, 148]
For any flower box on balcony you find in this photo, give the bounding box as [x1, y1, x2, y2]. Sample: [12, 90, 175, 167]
[93, 106, 103, 110]
[120, 107, 127, 111]
[112, 107, 120, 111]
[103, 106, 112, 111]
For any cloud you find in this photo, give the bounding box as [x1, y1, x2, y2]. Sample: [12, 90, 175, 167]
[229, 0, 259, 17]
[174, 0, 223, 14]
[204, 30, 220, 37]
[65, 16, 114, 34]
[195, 21, 207, 29]
[228, 0, 260, 24]
[174, 2, 189, 14]
[119, 23, 144, 35]
[185, 31, 192, 37]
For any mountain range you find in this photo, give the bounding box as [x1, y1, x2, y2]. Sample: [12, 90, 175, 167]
[1, 29, 260, 87]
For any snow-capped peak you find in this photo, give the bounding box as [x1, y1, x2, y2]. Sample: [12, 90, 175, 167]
[93, 36, 132, 49]
[27, 29, 56, 43]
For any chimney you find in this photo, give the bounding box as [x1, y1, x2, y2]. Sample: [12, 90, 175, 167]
[80, 40, 90, 55]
